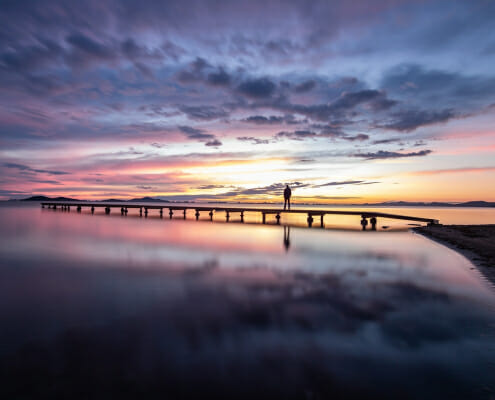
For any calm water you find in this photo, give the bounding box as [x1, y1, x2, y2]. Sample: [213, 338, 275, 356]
[0, 203, 494, 399]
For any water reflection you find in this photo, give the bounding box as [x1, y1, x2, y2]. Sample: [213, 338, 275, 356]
[284, 226, 291, 251]
[0, 204, 494, 399]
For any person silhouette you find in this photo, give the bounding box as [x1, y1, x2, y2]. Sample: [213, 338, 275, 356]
[283, 184, 292, 210]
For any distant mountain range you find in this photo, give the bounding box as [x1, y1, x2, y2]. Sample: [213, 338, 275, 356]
[361, 201, 495, 207]
[126, 196, 170, 203]
[14, 196, 495, 207]
[18, 195, 168, 203]
[20, 195, 82, 202]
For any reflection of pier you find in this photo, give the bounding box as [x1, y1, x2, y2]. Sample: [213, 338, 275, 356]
[40, 202, 439, 229]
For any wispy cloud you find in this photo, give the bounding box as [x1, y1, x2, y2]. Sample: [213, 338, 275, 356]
[353, 150, 432, 160]
[3, 163, 69, 175]
[410, 166, 495, 175]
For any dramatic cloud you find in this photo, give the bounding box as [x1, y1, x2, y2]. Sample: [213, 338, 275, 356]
[178, 105, 229, 121]
[379, 109, 456, 132]
[0, 0, 494, 200]
[237, 136, 270, 145]
[293, 80, 316, 93]
[178, 125, 222, 146]
[207, 68, 231, 86]
[344, 134, 369, 141]
[222, 182, 309, 197]
[205, 139, 223, 147]
[274, 128, 367, 142]
[242, 115, 285, 124]
[178, 125, 213, 140]
[3, 163, 69, 176]
[372, 138, 402, 145]
[313, 180, 379, 188]
[276, 130, 319, 140]
[237, 78, 277, 98]
[353, 150, 433, 160]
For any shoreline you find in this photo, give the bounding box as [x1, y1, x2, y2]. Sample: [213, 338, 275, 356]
[414, 225, 495, 288]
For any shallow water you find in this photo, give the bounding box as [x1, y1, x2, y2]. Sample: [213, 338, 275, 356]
[0, 203, 494, 399]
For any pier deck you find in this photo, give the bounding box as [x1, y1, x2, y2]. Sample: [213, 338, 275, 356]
[40, 201, 439, 229]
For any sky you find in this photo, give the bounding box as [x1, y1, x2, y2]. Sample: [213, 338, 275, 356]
[0, 0, 494, 203]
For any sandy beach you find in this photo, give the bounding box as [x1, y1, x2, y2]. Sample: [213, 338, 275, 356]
[415, 225, 495, 285]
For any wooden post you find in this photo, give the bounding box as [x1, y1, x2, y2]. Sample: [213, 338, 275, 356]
[195, 210, 200, 220]
[169, 209, 173, 219]
[144, 208, 148, 217]
[276, 213, 281, 224]
[183, 209, 186, 219]
[240, 211, 244, 223]
[361, 216, 368, 231]
[226, 211, 230, 221]
[307, 214, 314, 227]
[370, 217, 377, 231]
[320, 214, 324, 228]
[91, 206, 94, 214]
[209, 210, 214, 220]
[77, 205, 81, 212]
[262, 212, 266, 224]
[160, 209, 163, 218]
[139, 207, 143, 217]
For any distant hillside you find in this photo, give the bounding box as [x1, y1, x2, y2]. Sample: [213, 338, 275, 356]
[368, 201, 495, 207]
[459, 201, 495, 207]
[127, 196, 170, 203]
[21, 195, 80, 202]
[100, 199, 125, 202]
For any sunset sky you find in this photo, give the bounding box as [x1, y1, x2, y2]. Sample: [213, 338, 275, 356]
[1, 0, 494, 202]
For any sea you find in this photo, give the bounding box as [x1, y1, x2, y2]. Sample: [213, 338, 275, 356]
[0, 202, 494, 399]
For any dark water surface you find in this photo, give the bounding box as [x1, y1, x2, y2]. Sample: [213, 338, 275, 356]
[0, 203, 494, 399]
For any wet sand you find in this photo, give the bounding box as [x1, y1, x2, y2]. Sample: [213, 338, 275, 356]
[415, 225, 495, 285]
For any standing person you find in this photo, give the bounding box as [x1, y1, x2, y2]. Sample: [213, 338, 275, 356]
[283, 184, 292, 210]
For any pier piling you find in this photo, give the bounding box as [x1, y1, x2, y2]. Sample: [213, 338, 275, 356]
[361, 217, 368, 231]
[370, 217, 377, 231]
[307, 214, 314, 227]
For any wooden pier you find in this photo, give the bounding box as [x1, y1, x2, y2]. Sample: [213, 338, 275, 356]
[40, 202, 439, 230]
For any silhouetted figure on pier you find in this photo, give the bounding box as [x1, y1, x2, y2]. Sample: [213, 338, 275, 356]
[283, 184, 292, 210]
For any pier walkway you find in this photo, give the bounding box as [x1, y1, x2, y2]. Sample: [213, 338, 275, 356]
[41, 201, 440, 230]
